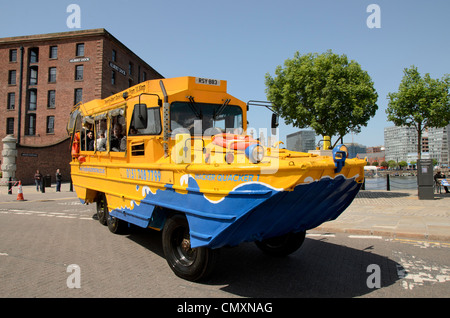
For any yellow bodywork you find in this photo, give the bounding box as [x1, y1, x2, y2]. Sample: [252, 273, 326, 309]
[68, 76, 366, 216]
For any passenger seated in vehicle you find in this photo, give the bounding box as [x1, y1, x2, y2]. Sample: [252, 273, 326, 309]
[111, 124, 126, 152]
[96, 131, 106, 151]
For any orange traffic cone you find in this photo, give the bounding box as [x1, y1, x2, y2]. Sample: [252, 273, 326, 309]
[17, 181, 25, 201]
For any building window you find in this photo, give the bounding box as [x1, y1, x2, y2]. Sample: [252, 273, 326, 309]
[7, 92, 15, 110]
[48, 67, 57, 83]
[47, 90, 56, 108]
[74, 88, 83, 105]
[26, 114, 36, 135]
[142, 72, 147, 82]
[29, 66, 38, 85]
[28, 89, 37, 111]
[111, 71, 116, 85]
[46, 116, 55, 134]
[76, 43, 85, 57]
[49, 46, 58, 59]
[9, 49, 17, 62]
[29, 48, 39, 63]
[128, 62, 133, 76]
[112, 49, 117, 62]
[8, 70, 16, 85]
[6, 118, 14, 135]
[75, 65, 83, 81]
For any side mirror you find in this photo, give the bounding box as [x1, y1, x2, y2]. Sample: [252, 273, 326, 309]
[271, 113, 279, 134]
[133, 104, 148, 129]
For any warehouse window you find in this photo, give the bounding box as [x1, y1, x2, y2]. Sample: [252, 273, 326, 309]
[74, 88, 83, 105]
[6, 118, 14, 135]
[49, 46, 58, 59]
[28, 89, 37, 111]
[7, 92, 15, 110]
[26, 114, 36, 135]
[29, 66, 38, 85]
[47, 90, 56, 108]
[48, 67, 57, 83]
[75, 65, 83, 81]
[76, 43, 84, 57]
[29, 48, 39, 63]
[8, 70, 16, 85]
[46, 116, 55, 134]
[9, 49, 17, 62]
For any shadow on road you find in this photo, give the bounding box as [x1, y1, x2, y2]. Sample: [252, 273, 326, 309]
[125, 227, 401, 298]
[357, 191, 412, 199]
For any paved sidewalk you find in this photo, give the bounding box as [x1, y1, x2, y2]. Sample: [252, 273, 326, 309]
[1, 183, 450, 242]
[315, 189, 450, 242]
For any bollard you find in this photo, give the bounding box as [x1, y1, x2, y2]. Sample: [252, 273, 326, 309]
[386, 174, 390, 191]
[8, 177, 12, 195]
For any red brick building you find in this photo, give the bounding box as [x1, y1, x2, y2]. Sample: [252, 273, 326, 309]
[0, 29, 163, 184]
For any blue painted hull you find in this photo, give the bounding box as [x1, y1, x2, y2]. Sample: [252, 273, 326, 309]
[110, 175, 361, 249]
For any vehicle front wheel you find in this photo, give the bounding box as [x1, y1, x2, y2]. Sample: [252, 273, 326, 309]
[96, 193, 107, 225]
[162, 214, 219, 282]
[255, 231, 306, 257]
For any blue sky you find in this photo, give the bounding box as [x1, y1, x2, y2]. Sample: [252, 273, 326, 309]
[1, 0, 449, 146]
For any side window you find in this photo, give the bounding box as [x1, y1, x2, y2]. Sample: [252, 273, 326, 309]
[94, 117, 107, 151]
[129, 106, 161, 135]
[110, 114, 126, 152]
[80, 117, 94, 151]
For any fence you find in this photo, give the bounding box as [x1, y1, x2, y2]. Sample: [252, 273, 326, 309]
[362, 175, 418, 191]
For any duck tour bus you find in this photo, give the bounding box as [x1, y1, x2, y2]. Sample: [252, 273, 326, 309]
[67, 76, 366, 281]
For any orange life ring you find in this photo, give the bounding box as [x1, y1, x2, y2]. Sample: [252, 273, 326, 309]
[71, 132, 80, 157]
[212, 133, 258, 150]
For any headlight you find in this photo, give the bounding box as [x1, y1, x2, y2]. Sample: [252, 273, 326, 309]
[245, 144, 264, 163]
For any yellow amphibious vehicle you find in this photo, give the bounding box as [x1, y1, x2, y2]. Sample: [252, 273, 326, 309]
[67, 76, 366, 281]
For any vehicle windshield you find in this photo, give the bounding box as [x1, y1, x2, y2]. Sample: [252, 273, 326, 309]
[170, 101, 243, 135]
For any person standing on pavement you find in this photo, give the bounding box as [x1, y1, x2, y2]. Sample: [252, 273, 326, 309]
[55, 169, 62, 192]
[34, 170, 42, 192]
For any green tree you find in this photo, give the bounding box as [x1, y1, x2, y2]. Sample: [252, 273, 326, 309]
[388, 160, 397, 170]
[380, 161, 389, 169]
[386, 66, 450, 159]
[265, 50, 378, 144]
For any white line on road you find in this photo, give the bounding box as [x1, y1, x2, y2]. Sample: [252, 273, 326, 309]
[348, 235, 382, 239]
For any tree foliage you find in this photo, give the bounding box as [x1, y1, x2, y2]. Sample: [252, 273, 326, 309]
[386, 66, 450, 158]
[265, 50, 378, 142]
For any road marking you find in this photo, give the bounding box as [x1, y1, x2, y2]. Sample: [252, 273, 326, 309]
[0, 252, 8, 256]
[348, 235, 382, 239]
[394, 251, 450, 290]
[306, 233, 336, 238]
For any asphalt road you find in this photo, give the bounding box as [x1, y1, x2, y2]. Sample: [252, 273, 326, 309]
[0, 194, 449, 299]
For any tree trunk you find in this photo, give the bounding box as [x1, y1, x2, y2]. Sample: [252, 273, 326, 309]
[417, 123, 422, 160]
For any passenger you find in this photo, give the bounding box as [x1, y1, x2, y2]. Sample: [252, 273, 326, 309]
[111, 124, 126, 152]
[96, 131, 106, 151]
[86, 130, 95, 151]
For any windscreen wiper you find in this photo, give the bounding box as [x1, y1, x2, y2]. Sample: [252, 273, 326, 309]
[213, 98, 231, 120]
[187, 96, 202, 119]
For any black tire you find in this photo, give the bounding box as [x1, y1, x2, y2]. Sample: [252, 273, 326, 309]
[255, 231, 306, 257]
[162, 214, 219, 281]
[96, 193, 107, 225]
[106, 209, 128, 234]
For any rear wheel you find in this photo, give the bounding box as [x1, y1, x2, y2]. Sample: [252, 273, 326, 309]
[106, 210, 128, 234]
[96, 193, 107, 225]
[162, 214, 219, 281]
[255, 231, 306, 257]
